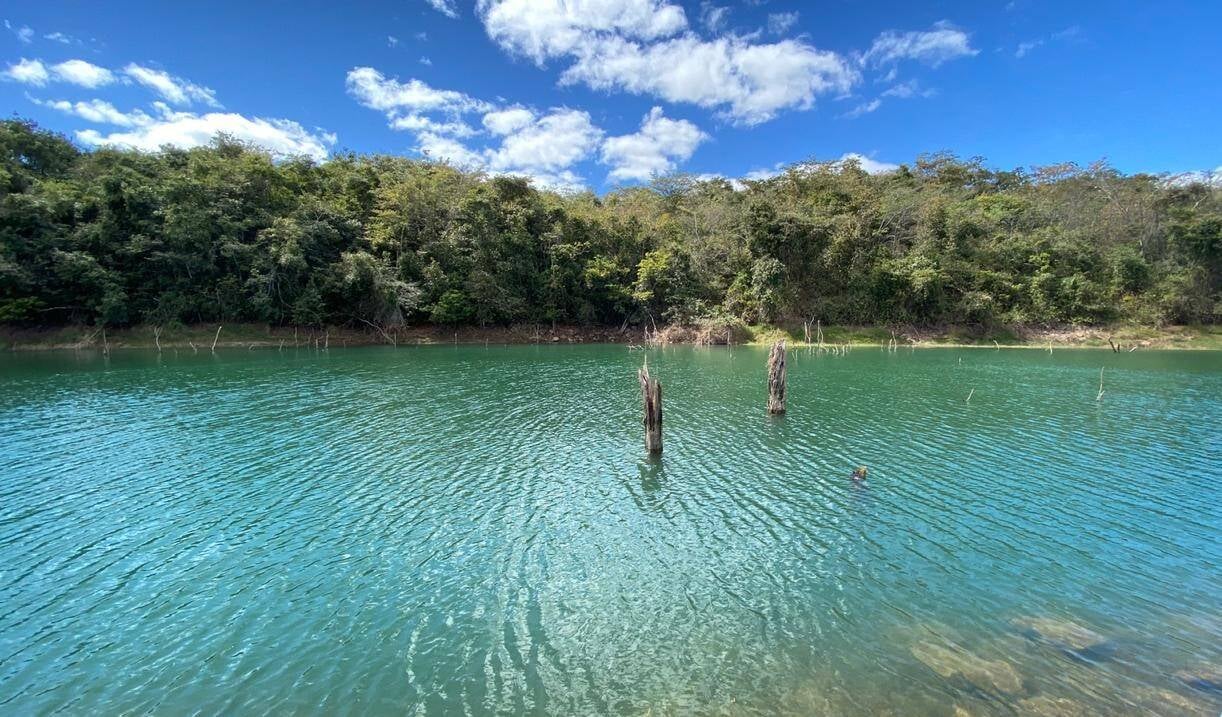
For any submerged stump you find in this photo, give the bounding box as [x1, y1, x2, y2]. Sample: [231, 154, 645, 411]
[638, 360, 663, 454]
[767, 340, 787, 414]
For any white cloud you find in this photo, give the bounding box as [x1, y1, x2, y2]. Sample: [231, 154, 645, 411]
[881, 79, 935, 99]
[563, 35, 857, 124]
[480, 0, 688, 64]
[419, 56, 432, 66]
[390, 113, 477, 136]
[482, 106, 535, 135]
[600, 106, 707, 181]
[425, 0, 459, 19]
[5, 20, 34, 44]
[51, 59, 114, 88]
[486, 108, 602, 175]
[414, 107, 603, 191]
[346, 67, 490, 116]
[123, 63, 220, 106]
[417, 131, 485, 168]
[699, 3, 729, 33]
[3, 58, 48, 86]
[837, 152, 898, 174]
[77, 111, 334, 161]
[1015, 40, 1042, 59]
[1015, 27, 1079, 59]
[481, 0, 853, 124]
[32, 97, 153, 127]
[861, 21, 977, 67]
[347, 67, 708, 189]
[739, 165, 781, 182]
[841, 98, 881, 118]
[44, 31, 78, 45]
[1165, 167, 1222, 188]
[6, 58, 117, 88]
[742, 153, 898, 181]
[766, 12, 799, 35]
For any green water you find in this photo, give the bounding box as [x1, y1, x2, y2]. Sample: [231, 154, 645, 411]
[1, 345, 1219, 715]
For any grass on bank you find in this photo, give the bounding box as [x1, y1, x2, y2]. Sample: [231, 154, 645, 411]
[2, 322, 1220, 352]
[740, 323, 1222, 350]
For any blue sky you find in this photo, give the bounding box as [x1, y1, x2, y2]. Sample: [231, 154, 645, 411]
[3, 0, 1219, 190]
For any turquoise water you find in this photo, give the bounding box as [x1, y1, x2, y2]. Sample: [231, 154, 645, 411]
[0, 345, 1219, 715]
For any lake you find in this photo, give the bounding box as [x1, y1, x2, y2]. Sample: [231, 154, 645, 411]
[1, 345, 1219, 715]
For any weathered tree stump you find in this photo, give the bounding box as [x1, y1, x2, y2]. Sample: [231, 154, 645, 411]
[638, 360, 662, 454]
[767, 340, 787, 414]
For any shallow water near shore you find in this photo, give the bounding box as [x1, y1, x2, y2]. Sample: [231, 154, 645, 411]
[1, 345, 1219, 715]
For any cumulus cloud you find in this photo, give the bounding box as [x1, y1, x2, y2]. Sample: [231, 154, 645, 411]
[345, 67, 601, 188]
[346, 67, 491, 116]
[77, 110, 334, 161]
[480, 0, 688, 64]
[417, 131, 485, 168]
[425, 0, 459, 19]
[346, 63, 718, 188]
[482, 106, 535, 135]
[31, 97, 153, 127]
[50, 59, 114, 88]
[408, 102, 603, 191]
[564, 35, 857, 125]
[837, 152, 898, 174]
[3, 58, 48, 85]
[861, 21, 977, 67]
[742, 153, 898, 181]
[123, 64, 220, 106]
[480, 0, 855, 124]
[600, 106, 707, 182]
[486, 108, 603, 177]
[6, 58, 216, 100]
[390, 113, 477, 137]
[11, 54, 331, 161]
[417, 109, 602, 192]
[1165, 167, 1222, 188]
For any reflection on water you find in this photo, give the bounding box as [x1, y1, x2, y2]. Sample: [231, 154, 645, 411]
[0, 345, 1219, 715]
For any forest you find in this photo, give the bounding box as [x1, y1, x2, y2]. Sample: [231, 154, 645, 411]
[1, 119, 1218, 334]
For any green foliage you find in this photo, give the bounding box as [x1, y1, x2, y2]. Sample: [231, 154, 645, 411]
[0, 119, 1217, 330]
[430, 289, 474, 325]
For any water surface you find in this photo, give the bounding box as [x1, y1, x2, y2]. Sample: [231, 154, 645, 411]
[1, 345, 1219, 715]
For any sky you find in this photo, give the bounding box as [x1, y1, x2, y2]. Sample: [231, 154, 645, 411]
[2, 0, 1219, 191]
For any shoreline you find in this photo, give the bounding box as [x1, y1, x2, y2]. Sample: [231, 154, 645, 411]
[3, 322, 1219, 352]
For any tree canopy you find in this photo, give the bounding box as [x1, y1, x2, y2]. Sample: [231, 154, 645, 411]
[1, 119, 1217, 329]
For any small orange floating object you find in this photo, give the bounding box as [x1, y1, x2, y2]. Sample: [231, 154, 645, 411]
[851, 466, 869, 480]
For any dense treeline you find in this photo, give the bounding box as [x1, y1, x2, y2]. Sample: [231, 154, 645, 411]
[1, 119, 1217, 332]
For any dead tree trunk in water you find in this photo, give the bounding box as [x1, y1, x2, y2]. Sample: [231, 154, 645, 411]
[638, 359, 662, 454]
[767, 340, 787, 414]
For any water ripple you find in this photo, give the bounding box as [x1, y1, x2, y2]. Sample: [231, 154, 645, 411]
[0, 346, 1218, 715]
